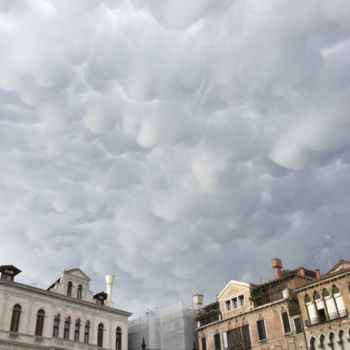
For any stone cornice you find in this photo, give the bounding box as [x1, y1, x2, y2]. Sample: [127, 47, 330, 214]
[0, 280, 132, 317]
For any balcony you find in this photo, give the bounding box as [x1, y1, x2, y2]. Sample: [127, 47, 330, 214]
[305, 309, 348, 327]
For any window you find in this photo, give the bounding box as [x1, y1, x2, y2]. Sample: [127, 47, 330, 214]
[241, 325, 251, 349]
[35, 309, 45, 336]
[64, 316, 71, 340]
[116, 327, 122, 350]
[84, 321, 90, 344]
[97, 323, 104, 348]
[313, 291, 320, 301]
[225, 300, 231, 311]
[329, 333, 335, 350]
[304, 294, 311, 303]
[77, 285, 83, 300]
[74, 319, 80, 342]
[257, 320, 267, 341]
[319, 334, 325, 349]
[339, 330, 344, 348]
[201, 337, 207, 350]
[322, 288, 330, 297]
[232, 298, 238, 309]
[222, 332, 229, 349]
[53, 314, 60, 337]
[293, 318, 303, 334]
[214, 334, 221, 350]
[10, 304, 21, 333]
[238, 295, 244, 307]
[310, 337, 316, 350]
[281, 312, 291, 334]
[332, 285, 340, 294]
[67, 281, 73, 296]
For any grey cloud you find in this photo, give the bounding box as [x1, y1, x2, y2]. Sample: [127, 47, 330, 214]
[0, 0, 350, 315]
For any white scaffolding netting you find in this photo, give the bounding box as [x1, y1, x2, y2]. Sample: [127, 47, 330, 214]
[128, 301, 197, 350]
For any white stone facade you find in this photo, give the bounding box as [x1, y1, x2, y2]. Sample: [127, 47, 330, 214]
[0, 267, 131, 350]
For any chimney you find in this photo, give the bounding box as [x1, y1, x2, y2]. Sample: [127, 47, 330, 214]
[299, 267, 305, 277]
[271, 258, 283, 279]
[105, 274, 115, 307]
[315, 269, 321, 280]
[192, 294, 204, 310]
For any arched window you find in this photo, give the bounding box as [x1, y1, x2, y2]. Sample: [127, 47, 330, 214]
[53, 314, 60, 337]
[339, 330, 344, 350]
[35, 309, 45, 336]
[319, 334, 325, 349]
[332, 285, 340, 295]
[304, 294, 311, 303]
[84, 321, 90, 344]
[329, 333, 335, 350]
[348, 282, 350, 293]
[322, 288, 330, 297]
[74, 319, 80, 342]
[67, 281, 73, 296]
[10, 304, 21, 332]
[116, 327, 122, 350]
[313, 291, 321, 301]
[310, 337, 316, 350]
[97, 323, 104, 348]
[77, 285, 83, 300]
[64, 316, 71, 340]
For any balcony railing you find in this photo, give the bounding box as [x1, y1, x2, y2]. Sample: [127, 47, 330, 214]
[305, 309, 348, 327]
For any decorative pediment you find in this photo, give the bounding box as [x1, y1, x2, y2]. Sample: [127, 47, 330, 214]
[327, 259, 350, 274]
[64, 268, 91, 281]
[217, 280, 252, 300]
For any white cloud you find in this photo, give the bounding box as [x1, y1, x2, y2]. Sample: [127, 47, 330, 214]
[0, 0, 350, 315]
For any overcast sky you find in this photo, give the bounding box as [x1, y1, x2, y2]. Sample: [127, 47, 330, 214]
[1, 0, 350, 316]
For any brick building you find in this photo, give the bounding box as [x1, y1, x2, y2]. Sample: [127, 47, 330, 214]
[196, 259, 317, 350]
[295, 259, 350, 350]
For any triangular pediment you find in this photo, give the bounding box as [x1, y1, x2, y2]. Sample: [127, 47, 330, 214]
[217, 280, 253, 300]
[64, 268, 91, 281]
[327, 259, 350, 274]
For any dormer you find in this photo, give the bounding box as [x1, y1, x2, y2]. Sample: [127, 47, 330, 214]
[0, 265, 21, 282]
[217, 280, 254, 318]
[47, 268, 94, 302]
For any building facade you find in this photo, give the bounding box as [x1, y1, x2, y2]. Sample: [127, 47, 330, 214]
[196, 259, 317, 350]
[295, 259, 350, 350]
[0, 265, 131, 350]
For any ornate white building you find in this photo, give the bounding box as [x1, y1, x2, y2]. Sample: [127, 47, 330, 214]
[0, 265, 132, 350]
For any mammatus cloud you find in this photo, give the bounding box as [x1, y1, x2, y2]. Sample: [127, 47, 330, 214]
[0, 0, 350, 314]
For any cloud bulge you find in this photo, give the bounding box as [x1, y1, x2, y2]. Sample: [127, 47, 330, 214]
[0, 0, 350, 314]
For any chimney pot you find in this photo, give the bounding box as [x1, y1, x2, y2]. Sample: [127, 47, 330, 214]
[192, 294, 204, 310]
[271, 258, 283, 279]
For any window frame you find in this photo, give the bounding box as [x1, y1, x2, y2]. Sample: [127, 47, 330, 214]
[281, 311, 291, 334]
[84, 321, 90, 344]
[74, 319, 80, 342]
[10, 304, 22, 333]
[53, 314, 60, 338]
[77, 285, 83, 300]
[256, 319, 267, 341]
[63, 316, 71, 340]
[35, 309, 45, 337]
[97, 323, 104, 348]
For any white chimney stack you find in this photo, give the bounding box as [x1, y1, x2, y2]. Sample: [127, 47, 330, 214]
[105, 274, 115, 307]
[192, 294, 204, 310]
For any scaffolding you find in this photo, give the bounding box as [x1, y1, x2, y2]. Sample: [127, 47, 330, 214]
[128, 301, 197, 350]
